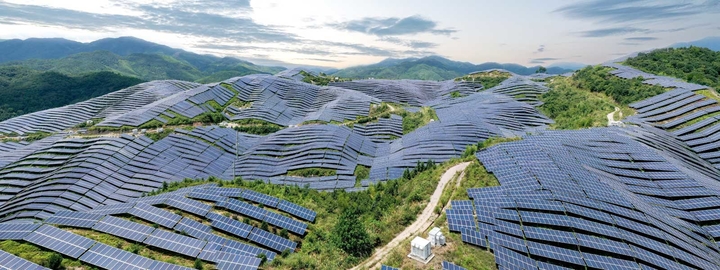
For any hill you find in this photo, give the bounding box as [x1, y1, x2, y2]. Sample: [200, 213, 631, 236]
[332, 55, 574, 80]
[0, 37, 286, 82]
[672, 36, 720, 51]
[624, 46, 720, 88]
[0, 66, 144, 121]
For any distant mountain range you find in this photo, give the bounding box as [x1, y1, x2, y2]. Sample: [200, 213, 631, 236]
[0, 37, 286, 82]
[331, 55, 575, 80]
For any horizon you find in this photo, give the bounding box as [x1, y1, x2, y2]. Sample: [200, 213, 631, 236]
[0, 0, 718, 68]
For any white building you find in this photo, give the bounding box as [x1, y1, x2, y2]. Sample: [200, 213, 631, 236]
[428, 227, 446, 246]
[409, 236, 432, 261]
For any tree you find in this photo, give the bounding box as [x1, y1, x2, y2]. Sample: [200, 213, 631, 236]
[194, 258, 203, 270]
[279, 228, 289, 238]
[536, 66, 547, 73]
[257, 253, 268, 265]
[44, 252, 63, 270]
[261, 221, 269, 231]
[332, 208, 373, 257]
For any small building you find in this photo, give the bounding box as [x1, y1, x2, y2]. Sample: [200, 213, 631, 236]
[157, 127, 164, 133]
[409, 236, 433, 263]
[132, 129, 138, 135]
[428, 227, 446, 246]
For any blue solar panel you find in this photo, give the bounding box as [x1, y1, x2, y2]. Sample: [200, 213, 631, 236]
[0, 249, 48, 270]
[79, 243, 154, 270]
[277, 199, 316, 222]
[215, 252, 261, 270]
[221, 198, 268, 221]
[129, 203, 181, 229]
[381, 265, 399, 270]
[44, 211, 105, 228]
[173, 217, 212, 240]
[164, 196, 211, 216]
[442, 261, 467, 270]
[23, 225, 96, 259]
[0, 223, 40, 240]
[241, 190, 279, 207]
[92, 216, 155, 242]
[143, 229, 207, 257]
[221, 238, 276, 261]
[208, 212, 253, 239]
[263, 211, 307, 235]
[247, 227, 296, 253]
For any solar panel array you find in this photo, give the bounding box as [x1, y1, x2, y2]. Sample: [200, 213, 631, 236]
[23, 224, 96, 258]
[448, 127, 720, 269]
[442, 261, 467, 270]
[0, 249, 48, 270]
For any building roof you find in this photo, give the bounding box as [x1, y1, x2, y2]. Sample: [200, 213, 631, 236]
[411, 236, 430, 248]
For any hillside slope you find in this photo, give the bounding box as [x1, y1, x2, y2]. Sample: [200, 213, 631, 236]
[0, 66, 144, 121]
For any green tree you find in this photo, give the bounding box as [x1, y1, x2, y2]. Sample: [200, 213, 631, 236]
[332, 208, 373, 257]
[194, 258, 203, 270]
[44, 252, 63, 270]
[536, 66, 547, 73]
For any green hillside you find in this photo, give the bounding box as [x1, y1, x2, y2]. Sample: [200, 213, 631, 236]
[0, 66, 144, 121]
[6, 51, 285, 82]
[625, 47, 720, 89]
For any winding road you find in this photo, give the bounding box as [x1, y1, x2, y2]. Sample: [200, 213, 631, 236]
[353, 162, 472, 270]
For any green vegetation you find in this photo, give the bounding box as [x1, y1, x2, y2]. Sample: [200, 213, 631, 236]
[286, 168, 337, 178]
[332, 208, 374, 257]
[231, 118, 285, 135]
[625, 47, 720, 89]
[450, 91, 464, 98]
[5, 50, 285, 83]
[456, 70, 511, 90]
[573, 66, 666, 105]
[538, 65, 668, 129]
[300, 71, 351, 86]
[145, 128, 174, 142]
[353, 165, 370, 181]
[0, 66, 144, 121]
[462, 137, 522, 158]
[697, 89, 720, 103]
[23, 131, 52, 142]
[400, 107, 439, 134]
[540, 76, 618, 129]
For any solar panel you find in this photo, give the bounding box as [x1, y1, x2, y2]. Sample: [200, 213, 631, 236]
[241, 190, 279, 207]
[92, 216, 155, 242]
[215, 252, 262, 270]
[381, 265, 399, 270]
[129, 203, 181, 229]
[143, 229, 206, 257]
[79, 243, 153, 270]
[23, 224, 96, 258]
[44, 211, 105, 228]
[222, 199, 268, 221]
[0, 249, 48, 270]
[164, 196, 211, 216]
[0, 223, 40, 240]
[277, 200, 316, 222]
[148, 260, 194, 270]
[247, 227, 296, 253]
[221, 239, 276, 261]
[208, 213, 253, 239]
[173, 217, 212, 240]
[442, 261, 467, 270]
[197, 241, 223, 262]
[263, 211, 307, 235]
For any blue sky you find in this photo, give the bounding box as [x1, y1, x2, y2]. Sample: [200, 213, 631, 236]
[0, 0, 718, 68]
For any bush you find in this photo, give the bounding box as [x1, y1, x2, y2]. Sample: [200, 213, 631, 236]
[332, 208, 373, 257]
[194, 258, 203, 270]
[44, 252, 63, 270]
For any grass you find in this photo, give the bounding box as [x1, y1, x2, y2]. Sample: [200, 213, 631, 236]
[354, 165, 371, 187]
[540, 76, 631, 130]
[456, 70, 512, 90]
[697, 89, 720, 103]
[401, 107, 439, 134]
[286, 168, 337, 178]
[145, 128, 174, 142]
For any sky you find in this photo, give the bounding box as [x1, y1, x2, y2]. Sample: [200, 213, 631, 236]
[0, 0, 718, 68]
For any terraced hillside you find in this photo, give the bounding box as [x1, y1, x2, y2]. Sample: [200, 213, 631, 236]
[3, 49, 720, 269]
[441, 56, 720, 269]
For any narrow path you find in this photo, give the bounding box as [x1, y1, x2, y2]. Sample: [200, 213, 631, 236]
[607, 107, 621, 126]
[353, 162, 471, 270]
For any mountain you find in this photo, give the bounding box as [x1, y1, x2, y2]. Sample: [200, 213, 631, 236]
[332, 55, 575, 80]
[672, 36, 720, 51]
[548, 62, 588, 71]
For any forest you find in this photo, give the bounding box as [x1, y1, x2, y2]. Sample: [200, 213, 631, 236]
[625, 47, 720, 89]
[0, 66, 143, 121]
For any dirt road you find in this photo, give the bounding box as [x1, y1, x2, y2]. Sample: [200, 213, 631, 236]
[353, 162, 471, 270]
